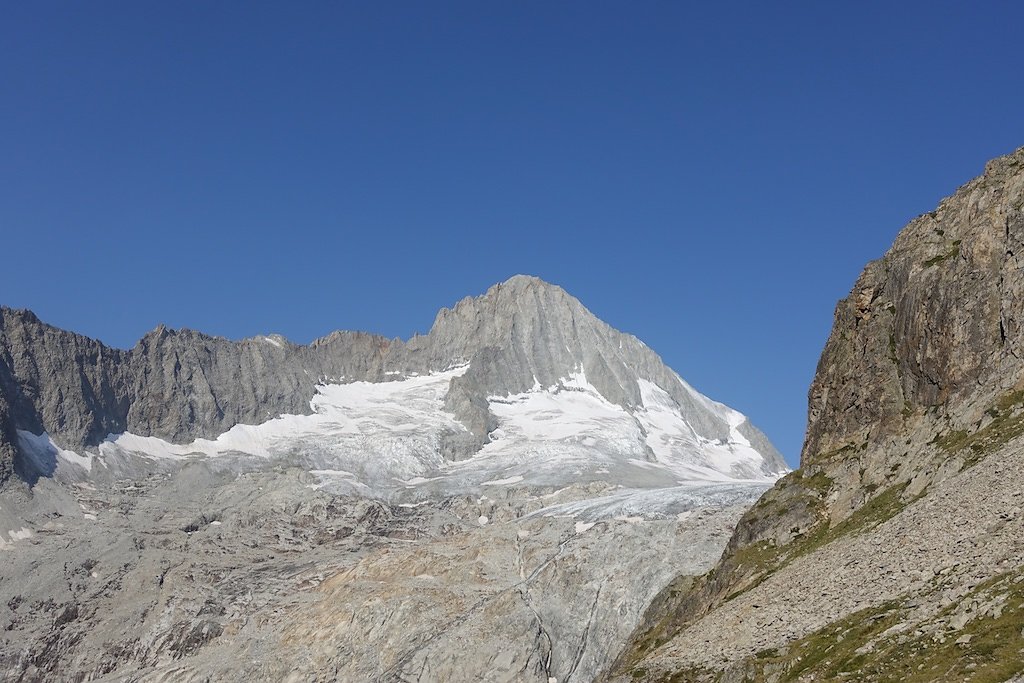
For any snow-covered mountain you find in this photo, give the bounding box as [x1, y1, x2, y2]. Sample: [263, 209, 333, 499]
[4, 275, 786, 494]
[0, 275, 786, 682]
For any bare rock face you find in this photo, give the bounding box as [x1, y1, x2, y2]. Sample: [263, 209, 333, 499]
[0, 309, 130, 483]
[0, 394, 16, 483]
[743, 145, 1021, 557]
[424, 276, 757, 448]
[0, 309, 400, 482]
[611, 148, 1024, 681]
[0, 465, 763, 683]
[123, 326, 393, 443]
[804, 148, 1024, 464]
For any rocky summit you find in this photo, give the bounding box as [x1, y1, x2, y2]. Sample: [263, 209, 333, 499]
[609, 148, 1024, 682]
[0, 275, 784, 682]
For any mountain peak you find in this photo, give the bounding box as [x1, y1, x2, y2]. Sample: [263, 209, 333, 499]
[487, 274, 569, 297]
[495, 273, 550, 288]
[418, 277, 786, 476]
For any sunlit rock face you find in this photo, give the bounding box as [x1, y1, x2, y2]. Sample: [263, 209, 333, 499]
[608, 148, 1024, 682]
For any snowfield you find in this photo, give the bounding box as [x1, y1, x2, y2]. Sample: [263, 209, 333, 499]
[17, 367, 781, 518]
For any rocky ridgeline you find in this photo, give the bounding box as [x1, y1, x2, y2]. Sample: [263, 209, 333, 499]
[0, 275, 784, 485]
[611, 148, 1024, 681]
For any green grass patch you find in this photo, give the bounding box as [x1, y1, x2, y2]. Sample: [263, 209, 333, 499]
[814, 441, 866, 465]
[615, 575, 699, 671]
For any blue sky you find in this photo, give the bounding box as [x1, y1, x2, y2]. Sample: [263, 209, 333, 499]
[2, 2, 1022, 466]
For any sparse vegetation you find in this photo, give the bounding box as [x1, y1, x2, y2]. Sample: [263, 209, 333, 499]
[723, 567, 1024, 682]
[934, 389, 1024, 466]
[922, 240, 962, 267]
[618, 462, 924, 679]
[816, 442, 860, 463]
[725, 476, 922, 607]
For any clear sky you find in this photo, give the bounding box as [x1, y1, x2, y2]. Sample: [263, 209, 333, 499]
[2, 2, 1022, 466]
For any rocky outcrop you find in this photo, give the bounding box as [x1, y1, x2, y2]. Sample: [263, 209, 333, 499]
[0, 394, 16, 484]
[613, 427, 1024, 681]
[424, 276, 763, 449]
[0, 276, 785, 486]
[0, 309, 131, 482]
[804, 147, 1024, 465]
[610, 147, 1024, 680]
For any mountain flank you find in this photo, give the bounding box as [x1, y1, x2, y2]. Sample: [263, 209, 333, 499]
[609, 147, 1024, 681]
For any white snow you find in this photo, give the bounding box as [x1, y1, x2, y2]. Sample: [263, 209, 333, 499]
[16, 430, 93, 471]
[574, 521, 596, 534]
[399, 476, 440, 486]
[258, 335, 285, 348]
[26, 361, 780, 505]
[532, 481, 770, 522]
[311, 469, 359, 478]
[634, 379, 767, 480]
[485, 371, 642, 450]
[477, 515, 489, 526]
[98, 366, 470, 484]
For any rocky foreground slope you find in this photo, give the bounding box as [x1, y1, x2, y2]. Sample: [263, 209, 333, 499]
[610, 148, 1024, 681]
[0, 277, 784, 681]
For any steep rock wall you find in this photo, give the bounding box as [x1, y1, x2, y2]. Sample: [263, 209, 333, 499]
[609, 146, 1024, 680]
